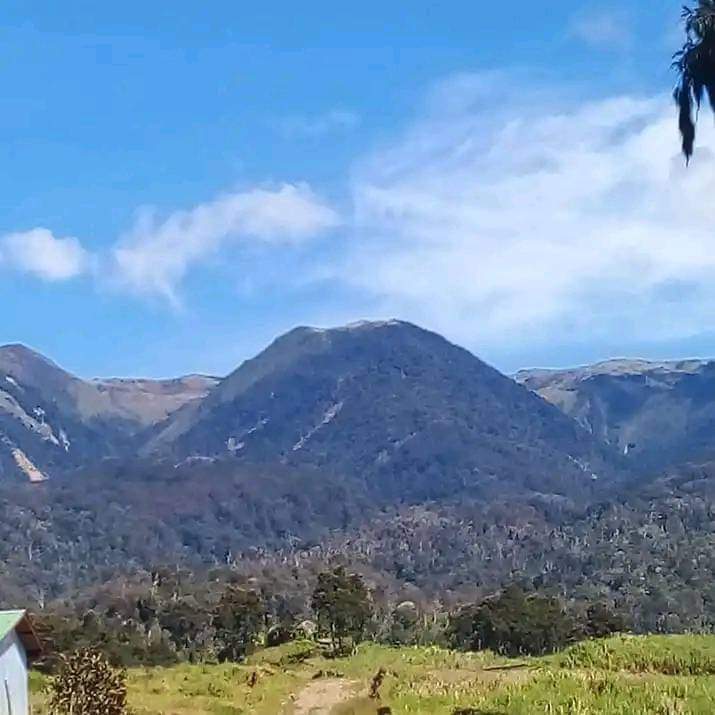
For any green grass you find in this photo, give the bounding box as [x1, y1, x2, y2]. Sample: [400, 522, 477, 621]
[30, 635, 715, 714]
[469, 671, 715, 715]
[559, 634, 715, 675]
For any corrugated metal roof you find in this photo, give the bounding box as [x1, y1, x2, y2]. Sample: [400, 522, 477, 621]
[0, 610, 42, 656]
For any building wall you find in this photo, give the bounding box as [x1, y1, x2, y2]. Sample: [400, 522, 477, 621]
[0, 631, 28, 715]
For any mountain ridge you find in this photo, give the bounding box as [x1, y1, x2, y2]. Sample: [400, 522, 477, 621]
[517, 357, 715, 469]
[1, 321, 613, 497]
[141, 319, 613, 503]
[7, 328, 715, 484]
[6, 326, 715, 610]
[0, 343, 219, 482]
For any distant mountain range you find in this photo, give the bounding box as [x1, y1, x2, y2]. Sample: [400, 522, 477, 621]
[0, 343, 217, 481]
[6, 322, 715, 605]
[516, 358, 715, 470]
[3, 322, 715, 492]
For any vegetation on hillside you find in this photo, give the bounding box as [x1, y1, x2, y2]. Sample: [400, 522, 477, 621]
[6, 461, 715, 642]
[27, 569, 627, 676]
[560, 634, 715, 675]
[450, 585, 582, 656]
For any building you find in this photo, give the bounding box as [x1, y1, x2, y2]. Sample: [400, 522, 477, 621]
[0, 611, 41, 715]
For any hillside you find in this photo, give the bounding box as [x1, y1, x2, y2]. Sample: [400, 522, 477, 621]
[516, 358, 715, 470]
[1, 321, 613, 493]
[7, 455, 715, 627]
[12, 323, 715, 615]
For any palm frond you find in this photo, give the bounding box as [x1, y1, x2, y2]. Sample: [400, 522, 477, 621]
[674, 1, 715, 160]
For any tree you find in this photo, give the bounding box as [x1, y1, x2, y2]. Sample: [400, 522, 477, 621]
[212, 587, 264, 661]
[583, 603, 629, 639]
[311, 567, 373, 653]
[47, 649, 127, 715]
[449, 585, 576, 657]
[389, 600, 420, 645]
[674, 1, 715, 160]
[159, 597, 212, 662]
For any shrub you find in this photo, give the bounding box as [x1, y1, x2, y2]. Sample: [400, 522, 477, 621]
[46, 649, 127, 715]
[266, 624, 293, 647]
[582, 603, 629, 639]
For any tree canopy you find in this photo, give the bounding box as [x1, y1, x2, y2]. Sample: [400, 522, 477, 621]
[311, 567, 373, 653]
[212, 587, 265, 662]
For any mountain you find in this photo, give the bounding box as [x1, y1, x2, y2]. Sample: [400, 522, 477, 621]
[516, 358, 715, 470]
[144, 320, 611, 501]
[7, 327, 715, 626]
[0, 344, 217, 481]
[1, 322, 615, 500]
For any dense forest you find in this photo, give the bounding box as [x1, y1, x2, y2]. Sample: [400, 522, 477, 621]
[30, 561, 627, 670]
[5, 458, 715, 656]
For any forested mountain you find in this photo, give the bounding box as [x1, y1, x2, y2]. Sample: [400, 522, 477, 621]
[1, 321, 611, 499]
[5, 322, 715, 633]
[144, 320, 611, 501]
[4, 456, 715, 635]
[517, 358, 715, 470]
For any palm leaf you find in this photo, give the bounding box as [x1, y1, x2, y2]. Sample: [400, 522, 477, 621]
[674, 1, 715, 160]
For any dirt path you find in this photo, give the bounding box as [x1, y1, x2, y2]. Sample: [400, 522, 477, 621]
[288, 678, 359, 715]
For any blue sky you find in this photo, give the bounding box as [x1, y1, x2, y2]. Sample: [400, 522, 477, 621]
[2, 0, 710, 377]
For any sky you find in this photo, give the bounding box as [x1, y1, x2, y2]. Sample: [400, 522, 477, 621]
[2, 0, 713, 378]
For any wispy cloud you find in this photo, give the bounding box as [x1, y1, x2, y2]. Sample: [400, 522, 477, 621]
[334, 72, 715, 352]
[109, 183, 340, 304]
[11, 69, 715, 367]
[0, 228, 89, 281]
[273, 109, 361, 138]
[568, 7, 633, 50]
[0, 183, 339, 302]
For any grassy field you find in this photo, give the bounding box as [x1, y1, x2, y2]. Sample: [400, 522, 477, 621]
[30, 635, 715, 714]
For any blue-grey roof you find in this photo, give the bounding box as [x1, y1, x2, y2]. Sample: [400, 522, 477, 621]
[0, 610, 42, 655]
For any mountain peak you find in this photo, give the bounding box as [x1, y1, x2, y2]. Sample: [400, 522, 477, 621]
[0, 343, 73, 387]
[0, 342, 60, 365]
[145, 318, 608, 500]
[339, 318, 407, 331]
[290, 319, 411, 337]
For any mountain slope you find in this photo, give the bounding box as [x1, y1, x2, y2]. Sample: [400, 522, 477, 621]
[146, 320, 612, 501]
[516, 358, 715, 469]
[0, 344, 217, 481]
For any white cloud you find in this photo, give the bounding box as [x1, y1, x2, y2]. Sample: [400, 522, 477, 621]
[0, 228, 89, 281]
[274, 110, 361, 138]
[110, 183, 340, 303]
[569, 8, 632, 50]
[337, 74, 715, 352]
